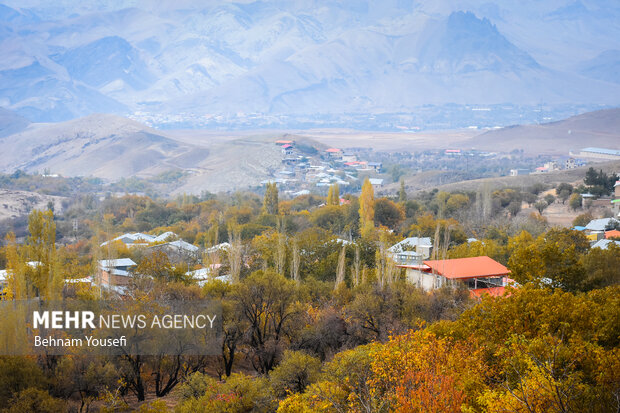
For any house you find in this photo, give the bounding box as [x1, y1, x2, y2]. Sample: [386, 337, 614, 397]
[368, 178, 384, 188]
[605, 230, 620, 239]
[591, 239, 620, 250]
[543, 161, 560, 171]
[341, 153, 357, 162]
[367, 162, 382, 172]
[389, 237, 433, 260]
[565, 158, 576, 169]
[281, 144, 294, 155]
[510, 169, 530, 176]
[275, 139, 294, 145]
[186, 264, 230, 286]
[206, 242, 231, 254]
[148, 240, 200, 265]
[392, 250, 424, 266]
[325, 148, 342, 158]
[585, 218, 619, 234]
[401, 256, 511, 296]
[97, 258, 137, 289]
[100, 232, 176, 247]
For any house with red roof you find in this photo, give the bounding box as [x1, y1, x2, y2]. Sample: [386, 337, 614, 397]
[275, 139, 294, 145]
[325, 148, 342, 158]
[399, 256, 512, 297]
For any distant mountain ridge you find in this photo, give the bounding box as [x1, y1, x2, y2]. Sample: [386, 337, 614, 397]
[0, 1, 619, 123]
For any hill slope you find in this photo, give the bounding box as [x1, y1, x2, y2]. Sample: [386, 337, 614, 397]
[463, 108, 620, 155]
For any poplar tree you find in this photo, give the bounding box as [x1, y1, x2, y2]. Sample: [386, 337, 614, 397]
[398, 179, 407, 203]
[327, 184, 340, 205]
[263, 182, 279, 215]
[359, 178, 375, 237]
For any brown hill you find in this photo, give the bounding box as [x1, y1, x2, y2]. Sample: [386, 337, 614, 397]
[392, 160, 620, 195]
[464, 108, 620, 155]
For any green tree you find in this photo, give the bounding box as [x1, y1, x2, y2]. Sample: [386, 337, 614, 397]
[556, 183, 573, 204]
[569, 193, 582, 211]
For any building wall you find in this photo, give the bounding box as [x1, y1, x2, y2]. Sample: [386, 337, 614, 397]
[405, 269, 445, 291]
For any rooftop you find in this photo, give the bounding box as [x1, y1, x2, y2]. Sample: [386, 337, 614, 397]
[585, 218, 618, 231]
[423, 256, 511, 279]
[388, 237, 432, 253]
[592, 239, 620, 250]
[99, 258, 137, 268]
[581, 147, 620, 156]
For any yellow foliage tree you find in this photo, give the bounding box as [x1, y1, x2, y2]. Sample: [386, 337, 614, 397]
[359, 178, 375, 238]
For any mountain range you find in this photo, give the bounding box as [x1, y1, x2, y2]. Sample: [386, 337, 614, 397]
[0, 1, 619, 126]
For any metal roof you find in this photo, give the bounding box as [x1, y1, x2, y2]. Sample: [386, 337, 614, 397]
[581, 147, 620, 156]
[423, 256, 511, 279]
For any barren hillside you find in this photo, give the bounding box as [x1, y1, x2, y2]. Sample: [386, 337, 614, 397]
[463, 108, 620, 155]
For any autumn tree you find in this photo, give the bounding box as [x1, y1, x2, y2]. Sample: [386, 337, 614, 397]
[5, 209, 62, 299]
[359, 178, 375, 238]
[269, 350, 321, 398]
[263, 182, 279, 215]
[326, 184, 340, 206]
[507, 229, 588, 291]
[234, 270, 299, 374]
[373, 198, 404, 230]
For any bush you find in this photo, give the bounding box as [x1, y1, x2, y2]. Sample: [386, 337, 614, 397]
[270, 351, 322, 398]
[177, 373, 276, 413]
[5, 388, 65, 413]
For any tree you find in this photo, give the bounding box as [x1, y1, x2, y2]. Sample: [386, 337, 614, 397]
[263, 182, 279, 215]
[5, 209, 62, 299]
[508, 229, 588, 291]
[359, 178, 375, 237]
[5, 388, 65, 413]
[374, 198, 404, 230]
[507, 200, 521, 217]
[581, 243, 620, 289]
[543, 193, 556, 205]
[556, 183, 573, 204]
[235, 270, 299, 374]
[326, 184, 340, 206]
[0, 357, 46, 406]
[569, 193, 582, 211]
[398, 179, 407, 203]
[177, 372, 276, 413]
[136, 250, 186, 283]
[534, 200, 548, 214]
[572, 212, 593, 227]
[270, 350, 321, 398]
